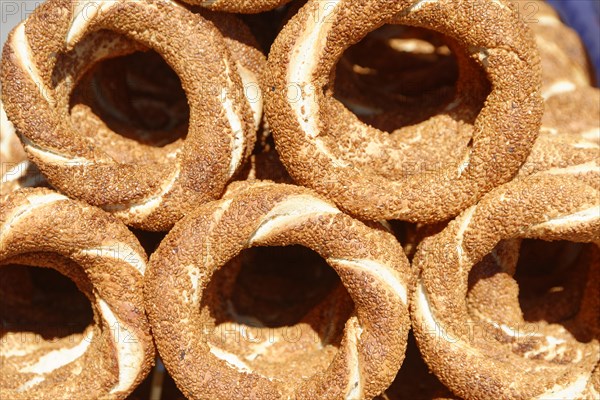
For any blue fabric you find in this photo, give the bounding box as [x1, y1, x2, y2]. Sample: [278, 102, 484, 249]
[547, 0, 600, 85]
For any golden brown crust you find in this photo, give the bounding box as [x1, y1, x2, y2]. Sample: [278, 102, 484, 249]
[411, 170, 600, 399]
[265, 0, 543, 223]
[187, 0, 292, 14]
[198, 10, 267, 132]
[0, 188, 154, 399]
[518, 87, 599, 189]
[1, 0, 257, 231]
[144, 181, 412, 399]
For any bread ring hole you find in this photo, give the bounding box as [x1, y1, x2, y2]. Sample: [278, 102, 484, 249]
[0, 264, 94, 361]
[467, 240, 597, 352]
[200, 245, 354, 384]
[333, 25, 459, 132]
[514, 240, 592, 329]
[70, 50, 189, 147]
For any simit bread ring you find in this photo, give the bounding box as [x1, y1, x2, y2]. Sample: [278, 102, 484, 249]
[0, 188, 154, 399]
[266, 0, 543, 223]
[277, 1, 489, 179]
[1, 0, 256, 231]
[0, 100, 46, 197]
[144, 181, 412, 399]
[411, 170, 600, 399]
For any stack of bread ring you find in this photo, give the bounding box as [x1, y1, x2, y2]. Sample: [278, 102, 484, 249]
[1, 0, 598, 399]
